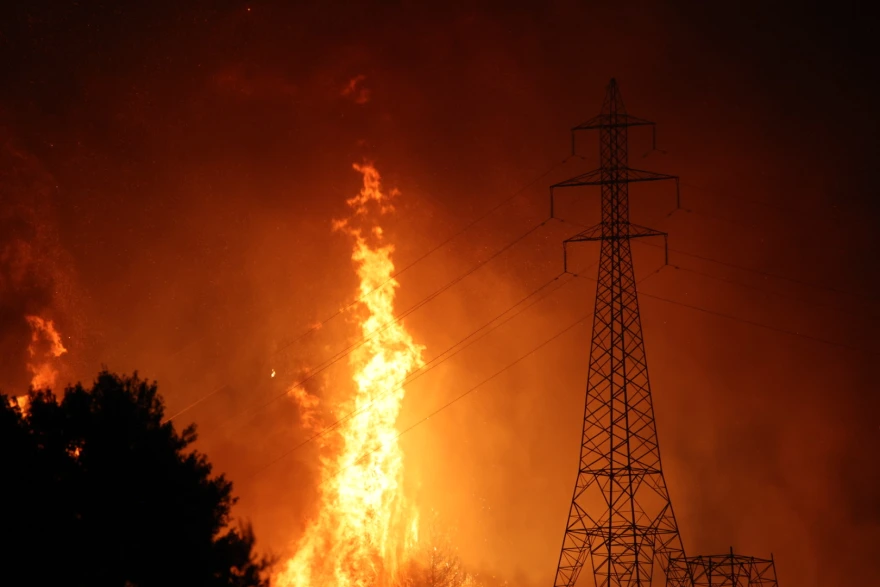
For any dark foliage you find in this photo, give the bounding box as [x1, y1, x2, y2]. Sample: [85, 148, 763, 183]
[0, 370, 270, 587]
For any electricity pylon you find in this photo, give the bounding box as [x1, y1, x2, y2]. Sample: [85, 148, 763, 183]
[549, 78, 688, 587]
[668, 549, 779, 587]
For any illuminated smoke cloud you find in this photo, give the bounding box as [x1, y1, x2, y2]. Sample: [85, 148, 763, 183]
[341, 74, 371, 105]
[0, 131, 73, 394]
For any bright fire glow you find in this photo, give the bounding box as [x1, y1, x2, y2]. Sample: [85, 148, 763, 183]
[275, 162, 426, 587]
[24, 315, 67, 390]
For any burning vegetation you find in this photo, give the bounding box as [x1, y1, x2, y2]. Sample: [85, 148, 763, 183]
[25, 315, 67, 389]
[276, 163, 484, 587]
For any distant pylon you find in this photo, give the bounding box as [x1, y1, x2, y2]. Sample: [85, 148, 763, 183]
[668, 549, 779, 587]
[549, 78, 688, 587]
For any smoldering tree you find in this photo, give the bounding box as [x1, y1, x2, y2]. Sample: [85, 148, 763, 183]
[398, 518, 480, 587]
[421, 539, 466, 587]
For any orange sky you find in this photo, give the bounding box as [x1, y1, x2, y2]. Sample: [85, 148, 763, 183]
[1, 2, 878, 585]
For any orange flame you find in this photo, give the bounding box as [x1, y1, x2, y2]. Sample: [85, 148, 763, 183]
[24, 315, 67, 390]
[288, 382, 323, 435]
[10, 395, 30, 413]
[275, 163, 425, 586]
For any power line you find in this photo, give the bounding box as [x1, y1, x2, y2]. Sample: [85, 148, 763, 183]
[669, 264, 880, 323]
[181, 167, 857, 422]
[572, 203, 880, 322]
[247, 267, 584, 476]
[675, 183, 876, 301]
[270, 157, 576, 357]
[210, 218, 552, 433]
[164, 156, 573, 393]
[569, 272, 875, 355]
[179, 212, 561, 430]
[555, 215, 878, 304]
[651, 240, 879, 304]
[168, 158, 574, 421]
[554, 210, 878, 353]
[247, 306, 590, 483]
[167, 385, 230, 421]
[641, 290, 873, 355]
[249, 259, 660, 480]
[680, 180, 859, 226]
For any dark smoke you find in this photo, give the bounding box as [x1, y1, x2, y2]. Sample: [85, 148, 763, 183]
[0, 128, 78, 392]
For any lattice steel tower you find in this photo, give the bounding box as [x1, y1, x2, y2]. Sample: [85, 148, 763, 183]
[549, 78, 688, 587]
[669, 549, 778, 587]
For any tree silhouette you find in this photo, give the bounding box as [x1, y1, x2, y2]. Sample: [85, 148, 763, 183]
[0, 370, 270, 587]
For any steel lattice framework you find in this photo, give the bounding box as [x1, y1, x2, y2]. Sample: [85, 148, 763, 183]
[547, 78, 782, 587]
[549, 78, 688, 587]
[668, 550, 779, 587]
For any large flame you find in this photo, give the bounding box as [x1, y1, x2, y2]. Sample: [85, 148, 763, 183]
[276, 162, 425, 587]
[25, 315, 67, 389]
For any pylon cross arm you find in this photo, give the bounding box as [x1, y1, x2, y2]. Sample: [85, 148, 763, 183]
[550, 167, 678, 189]
[562, 223, 669, 271]
[550, 167, 681, 217]
[563, 222, 666, 244]
[572, 113, 655, 131]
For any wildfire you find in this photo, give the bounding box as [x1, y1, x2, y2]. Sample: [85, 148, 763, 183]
[275, 162, 426, 587]
[288, 382, 323, 435]
[24, 315, 67, 390]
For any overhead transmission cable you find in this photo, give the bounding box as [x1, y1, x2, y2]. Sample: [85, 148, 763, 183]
[212, 218, 553, 433]
[247, 308, 588, 481]
[669, 264, 880, 323]
[301, 315, 588, 485]
[256, 264, 662, 483]
[272, 156, 577, 355]
[569, 271, 876, 356]
[674, 182, 876, 303]
[249, 265, 588, 474]
[244, 159, 878, 483]
[680, 180, 864, 228]
[554, 215, 878, 308]
[168, 156, 575, 422]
